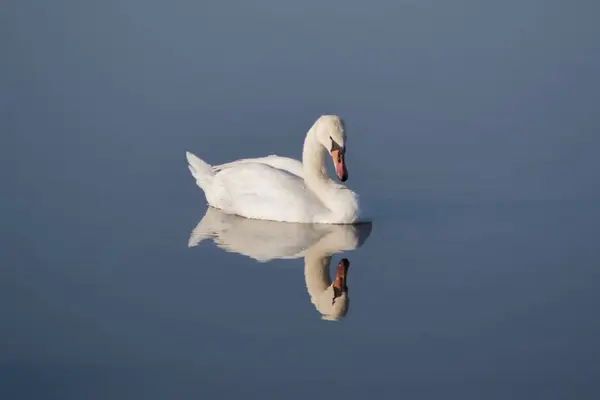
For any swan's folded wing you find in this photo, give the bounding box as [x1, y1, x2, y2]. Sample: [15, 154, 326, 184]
[211, 163, 326, 223]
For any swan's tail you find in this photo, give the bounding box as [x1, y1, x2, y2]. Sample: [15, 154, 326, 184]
[186, 151, 214, 191]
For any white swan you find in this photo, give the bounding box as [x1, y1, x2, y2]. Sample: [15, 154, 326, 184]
[185, 115, 363, 224]
[189, 207, 372, 320]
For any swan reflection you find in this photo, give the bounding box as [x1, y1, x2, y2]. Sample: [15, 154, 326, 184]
[189, 207, 372, 320]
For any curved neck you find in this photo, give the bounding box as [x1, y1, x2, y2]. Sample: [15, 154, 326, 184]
[302, 127, 338, 206]
[302, 126, 329, 181]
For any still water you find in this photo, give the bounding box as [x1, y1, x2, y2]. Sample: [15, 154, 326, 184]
[3, 1, 600, 399]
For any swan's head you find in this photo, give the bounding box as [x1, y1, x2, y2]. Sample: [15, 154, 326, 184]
[315, 115, 348, 182]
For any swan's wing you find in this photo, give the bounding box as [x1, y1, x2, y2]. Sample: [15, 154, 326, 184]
[211, 163, 326, 223]
[213, 156, 304, 178]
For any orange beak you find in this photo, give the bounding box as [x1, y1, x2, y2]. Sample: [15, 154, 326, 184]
[331, 149, 348, 182]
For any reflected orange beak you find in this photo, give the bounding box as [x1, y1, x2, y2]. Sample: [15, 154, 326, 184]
[333, 258, 349, 294]
[331, 149, 348, 182]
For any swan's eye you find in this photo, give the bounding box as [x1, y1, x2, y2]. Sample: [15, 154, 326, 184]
[330, 136, 342, 153]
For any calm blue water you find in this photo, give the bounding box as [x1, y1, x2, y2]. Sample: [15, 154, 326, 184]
[2, 1, 600, 399]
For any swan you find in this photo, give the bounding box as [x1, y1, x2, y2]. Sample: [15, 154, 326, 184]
[188, 207, 372, 320]
[185, 115, 364, 224]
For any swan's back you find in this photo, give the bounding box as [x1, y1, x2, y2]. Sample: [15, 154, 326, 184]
[213, 155, 304, 178]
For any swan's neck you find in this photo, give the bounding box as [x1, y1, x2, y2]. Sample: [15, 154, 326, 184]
[301, 126, 357, 223]
[302, 128, 338, 203]
[302, 127, 329, 181]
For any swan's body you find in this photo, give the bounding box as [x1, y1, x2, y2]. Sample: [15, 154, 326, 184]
[186, 115, 363, 224]
[189, 207, 372, 320]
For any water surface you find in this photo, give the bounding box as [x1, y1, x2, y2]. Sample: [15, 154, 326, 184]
[2, 1, 600, 399]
